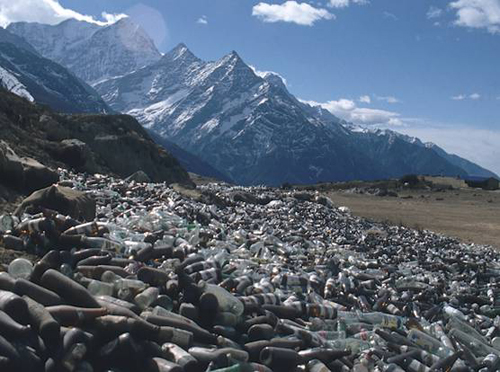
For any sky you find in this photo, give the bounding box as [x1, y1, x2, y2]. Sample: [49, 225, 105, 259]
[0, 0, 499, 174]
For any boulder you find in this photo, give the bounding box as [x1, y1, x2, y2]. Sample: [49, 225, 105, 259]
[57, 139, 92, 168]
[0, 141, 58, 192]
[0, 140, 24, 189]
[21, 157, 59, 193]
[14, 185, 95, 222]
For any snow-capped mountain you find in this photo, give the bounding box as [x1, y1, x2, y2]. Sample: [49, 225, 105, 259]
[345, 124, 498, 178]
[7, 18, 161, 85]
[94, 44, 475, 185]
[0, 28, 110, 114]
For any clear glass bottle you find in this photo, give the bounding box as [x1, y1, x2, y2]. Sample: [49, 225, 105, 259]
[8, 258, 33, 279]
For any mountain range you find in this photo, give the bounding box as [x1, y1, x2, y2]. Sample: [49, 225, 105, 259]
[0, 28, 109, 114]
[3, 19, 497, 185]
[7, 18, 161, 84]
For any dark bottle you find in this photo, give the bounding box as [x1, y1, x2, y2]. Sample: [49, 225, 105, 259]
[138, 267, 170, 286]
[46, 305, 108, 326]
[259, 347, 301, 372]
[0, 272, 16, 291]
[14, 278, 63, 306]
[99, 332, 144, 370]
[176, 268, 202, 304]
[244, 340, 272, 362]
[240, 313, 278, 333]
[97, 296, 143, 319]
[93, 315, 159, 340]
[142, 311, 217, 345]
[0, 289, 29, 324]
[0, 309, 31, 338]
[97, 295, 141, 315]
[40, 269, 101, 308]
[261, 304, 303, 319]
[0, 333, 20, 364]
[135, 244, 154, 262]
[30, 250, 61, 284]
[23, 295, 61, 345]
[298, 348, 351, 364]
[76, 254, 112, 267]
[429, 351, 462, 371]
[0, 234, 25, 251]
[248, 324, 275, 341]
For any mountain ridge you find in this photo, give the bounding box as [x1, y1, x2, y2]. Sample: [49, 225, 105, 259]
[5, 17, 495, 185]
[94, 43, 477, 185]
[0, 36, 110, 114]
[7, 18, 162, 85]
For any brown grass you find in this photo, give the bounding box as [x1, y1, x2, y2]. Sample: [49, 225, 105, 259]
[326, 188, 500, 249]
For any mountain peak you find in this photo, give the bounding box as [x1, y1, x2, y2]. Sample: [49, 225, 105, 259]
[225, 50, 242, 62]
[218, 50, 249, 70]
[161, 43, 199, 64]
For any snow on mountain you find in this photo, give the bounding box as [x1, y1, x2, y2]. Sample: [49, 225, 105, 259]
[0, 34, 110, 114]
[95, 44, 476, 185]
[7, 18, 161, 85]
[0, 65, 34, 102]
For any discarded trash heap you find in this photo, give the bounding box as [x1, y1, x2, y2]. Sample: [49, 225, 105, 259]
[0, 170, 499, 371]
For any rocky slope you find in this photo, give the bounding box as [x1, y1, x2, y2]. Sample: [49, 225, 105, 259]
[0, 89, 192, 185]
[7, 18, 161, 85]
[95, 44, 472, 185]
[0, 28, 110, 114]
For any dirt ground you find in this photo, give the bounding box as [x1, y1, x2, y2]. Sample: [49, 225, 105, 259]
[326, 187, 500, 249]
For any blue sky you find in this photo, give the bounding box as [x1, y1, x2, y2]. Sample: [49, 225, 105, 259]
[1, 0, 499, 174]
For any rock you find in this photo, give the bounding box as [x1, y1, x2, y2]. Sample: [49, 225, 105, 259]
[14, 185, 95, 222]
[49, 139, 93, 170]
[125, 171, 151, 183]
[0, 141, 58, 192]
[0, 140, 24, 189]
[21, 157, 59, 193]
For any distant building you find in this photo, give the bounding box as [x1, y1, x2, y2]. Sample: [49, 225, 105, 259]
[464, 176, 499, 190]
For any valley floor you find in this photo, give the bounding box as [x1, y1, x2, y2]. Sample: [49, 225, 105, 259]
[326, 187, 500, 249]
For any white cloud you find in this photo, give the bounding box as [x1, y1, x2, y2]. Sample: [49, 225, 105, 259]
[0, 0, 127, 27]
[375, 95, 400, 104]
[449, 0, 500, 34]
[328, 0, 369, 8]
[427, 6, 444, 19]
[252, 1, 334, 26]
[302, 98, 403, 126]
[383, 11, 398, 21]
[249, 65, 288, 86]
[101, 12, 128, 24]
[452, 93, 482, 100]
[197, 15, 208, 25]
[359, 95, 371, 104]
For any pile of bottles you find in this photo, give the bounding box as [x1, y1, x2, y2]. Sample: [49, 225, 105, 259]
[0, 170, 499, 371]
